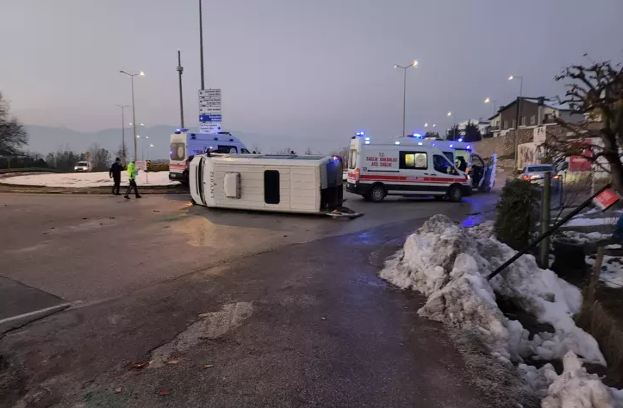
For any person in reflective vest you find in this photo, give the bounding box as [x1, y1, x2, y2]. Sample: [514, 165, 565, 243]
[124, 159, 141, 199]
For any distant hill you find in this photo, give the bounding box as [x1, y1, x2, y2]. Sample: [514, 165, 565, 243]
[23, 125, 344, 159]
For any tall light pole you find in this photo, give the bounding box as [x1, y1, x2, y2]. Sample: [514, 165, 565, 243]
[119, 70, 144, 160]
[199, 0, 205, 90]
[447, 111, 457, 140]
[177, 50, 185, 128]
[394, 60, 418, 137]
[509, 75, 524, 168]
[116, 104, 129, 164]
[484, 97, 497, 115]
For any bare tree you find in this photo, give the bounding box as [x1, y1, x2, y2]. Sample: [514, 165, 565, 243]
[276, 147, 292, 154]
[0, 92, 28, 156]
[88, 143, 111, 171]
[115, 143, 127, 165]
[545, 60, 623, 193]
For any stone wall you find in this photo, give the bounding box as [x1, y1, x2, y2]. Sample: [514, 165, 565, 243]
[472, 128, 536, 158]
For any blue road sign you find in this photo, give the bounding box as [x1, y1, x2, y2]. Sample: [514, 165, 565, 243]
[199, 114, 222, 122]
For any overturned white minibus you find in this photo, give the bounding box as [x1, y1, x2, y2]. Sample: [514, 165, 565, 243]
[189, 154, 346, 214]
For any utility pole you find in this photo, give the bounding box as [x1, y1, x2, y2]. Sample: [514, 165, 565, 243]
[539, 172, 551, 268]
[199, 0, 205, 90]
[116, 104, 129, 165]
[177, 50, 185, 128]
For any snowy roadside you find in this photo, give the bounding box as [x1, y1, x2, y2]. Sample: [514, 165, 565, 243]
[0, 171, 179, 188]
[380, 215, 623, 407]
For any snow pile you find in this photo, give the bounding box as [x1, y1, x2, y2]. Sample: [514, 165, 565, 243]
[0, 171, 178, 187]
[586, 255, 623, 288]
[542, 351, 615, 408]
[381, 214, 604, 365]
[380, 215, 623, 406]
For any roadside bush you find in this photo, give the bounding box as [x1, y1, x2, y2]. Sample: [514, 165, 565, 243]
[147, 163, 169, 172]
[495, 179, 538, 250]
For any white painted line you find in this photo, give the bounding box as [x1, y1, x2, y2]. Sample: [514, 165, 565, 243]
[0, 302, 74, 325]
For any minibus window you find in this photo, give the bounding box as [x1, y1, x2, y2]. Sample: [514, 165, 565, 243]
[348, 150, 358, 169]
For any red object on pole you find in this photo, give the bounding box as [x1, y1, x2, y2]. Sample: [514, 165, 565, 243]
[593, 188, 619, 211]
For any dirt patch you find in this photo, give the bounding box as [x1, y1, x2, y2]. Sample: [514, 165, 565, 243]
[149, 302, 253, 368]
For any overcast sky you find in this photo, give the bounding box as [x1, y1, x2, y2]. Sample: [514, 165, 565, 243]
[2, 0, 623, 146]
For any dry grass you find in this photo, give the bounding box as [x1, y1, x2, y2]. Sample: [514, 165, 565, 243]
[578, 291, 623, 385]
[450, 329, 540, 408]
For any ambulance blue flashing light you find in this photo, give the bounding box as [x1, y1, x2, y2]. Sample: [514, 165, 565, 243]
[466, 145, 472, 150]
[449, 144, 454, 148]
[395, 141, 400, 145]
[417, 142, 423, 146]
[364, 137, 370, 141]
[411, 133, 422, 138]
[458, 138, 463, 142]
[364, 141, 371, 145]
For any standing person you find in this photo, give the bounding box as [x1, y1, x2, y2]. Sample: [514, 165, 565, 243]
[124, 158, 141, 199]
[457, 156, 468, 172]
[109, 158, 123, 195]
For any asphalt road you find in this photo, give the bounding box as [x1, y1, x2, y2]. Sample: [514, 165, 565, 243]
[0, 190, 499, 407]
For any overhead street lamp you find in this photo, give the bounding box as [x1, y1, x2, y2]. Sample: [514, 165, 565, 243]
[119, 70, 145, 160]
[394, 60, 418, 138]
[116, 104, 129, 165]
[484, 97, 497, 114]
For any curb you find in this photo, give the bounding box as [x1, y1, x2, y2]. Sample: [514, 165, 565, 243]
[0, 184, 188, 195]
[0, 302, 73, 335]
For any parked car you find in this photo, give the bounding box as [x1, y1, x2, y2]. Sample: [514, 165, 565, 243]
[74, 161, 92, 172]
[518, 164, 560, 185]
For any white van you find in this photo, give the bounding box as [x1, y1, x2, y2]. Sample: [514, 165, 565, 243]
[189, 153, 344, 214]
[346, 135, 472, 202]
[169, 130, 250, 183]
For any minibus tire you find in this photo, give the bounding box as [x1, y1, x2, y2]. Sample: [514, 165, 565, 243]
[368, 184, 387, 202]
[448, 185, 463, 202]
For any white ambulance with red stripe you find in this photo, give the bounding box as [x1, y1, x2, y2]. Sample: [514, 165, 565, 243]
[345, 133, 472, 202]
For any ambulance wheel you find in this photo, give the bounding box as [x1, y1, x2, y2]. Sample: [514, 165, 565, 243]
[368, 184, 387, 203]
[448, 185, 463, 202]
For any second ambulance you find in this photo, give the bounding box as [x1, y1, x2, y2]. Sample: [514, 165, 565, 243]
[346, 134, 472, 202]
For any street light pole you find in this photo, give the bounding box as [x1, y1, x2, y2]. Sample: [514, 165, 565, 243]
[199, 0, 205, 90]
[177, 50, 185, 128]
[509, 75, 524, 169]
[484, 97, 497, 115]
[116, 104, 129, 164]
[447, 111, 457, 140]
[394, 60, 418, 137]
[119, 70, 144, 160]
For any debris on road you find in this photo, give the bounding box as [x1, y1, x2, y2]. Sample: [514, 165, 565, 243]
[131, 362, 149, 370]
[203, 364, 214, 369]
[157, 389, 171, 396]
[114, 387, 122, 394]
[165, 359, 180, 365]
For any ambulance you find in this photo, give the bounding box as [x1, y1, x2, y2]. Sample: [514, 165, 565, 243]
[169, 129, 250, 184]
[345, 134, 472, 202]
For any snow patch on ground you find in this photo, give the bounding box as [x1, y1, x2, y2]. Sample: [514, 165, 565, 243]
[0, 171, 178, 187]
[558, 231, 611, 245]
[586, 255, 623, 288]
[380, 215, 621, 406]
[564, 217, 618, 227]
[542, 351, 616, 408]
